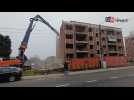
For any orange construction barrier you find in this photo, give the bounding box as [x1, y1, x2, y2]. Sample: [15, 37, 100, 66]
[104, 56, 128, 68]
[69, 56, 100, 71]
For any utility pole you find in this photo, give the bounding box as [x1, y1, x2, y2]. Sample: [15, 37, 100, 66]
[99, 24, 104, 68]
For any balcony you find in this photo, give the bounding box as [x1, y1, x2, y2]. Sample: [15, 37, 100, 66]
[108, 42, 116, 45]
[64, 29, 74, 34]
[65, 49, 74, 53]
[76, 50, 88, 53]
[75, 32, 88, 35]
[75, 25, 86, 33]
[76, 33, 88, 42]
[108, 35, 117, 42]
[65, 39, 73, 44]
[76, 52, 88, 58]
[109, 50, 119, 53]
[76, 48, 89, 53]
[76, 41, 88, 44]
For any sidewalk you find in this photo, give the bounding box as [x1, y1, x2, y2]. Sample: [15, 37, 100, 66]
[23, 66, 134, 80]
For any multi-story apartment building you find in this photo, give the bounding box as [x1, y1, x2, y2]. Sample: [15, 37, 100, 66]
[56, 21, 125, 63]
[125, 31, 134, 62]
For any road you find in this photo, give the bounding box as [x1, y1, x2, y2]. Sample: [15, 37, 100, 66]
[1, 67, 134, 87]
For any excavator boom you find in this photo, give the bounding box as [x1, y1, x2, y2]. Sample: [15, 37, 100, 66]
[18, 14, 60, 68]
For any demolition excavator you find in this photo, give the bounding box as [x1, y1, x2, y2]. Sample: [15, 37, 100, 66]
[0, 14, 59, 69]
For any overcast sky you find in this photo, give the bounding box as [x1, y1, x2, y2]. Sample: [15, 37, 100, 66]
[0, 12, 134, 59]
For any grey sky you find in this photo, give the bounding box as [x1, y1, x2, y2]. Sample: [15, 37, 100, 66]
[0, 12, 134, 59]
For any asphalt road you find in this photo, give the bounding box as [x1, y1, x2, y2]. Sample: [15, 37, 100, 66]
[1, 67, 134, 87]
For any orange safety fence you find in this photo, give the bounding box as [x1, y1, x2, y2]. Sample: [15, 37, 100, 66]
[104, 56, 128, 67]
[69, 56, 100, 71]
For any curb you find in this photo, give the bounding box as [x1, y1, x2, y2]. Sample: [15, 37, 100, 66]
[70, 66, 134, 75]
[22, 66, 134, 80]
[22, 75, 45, 80]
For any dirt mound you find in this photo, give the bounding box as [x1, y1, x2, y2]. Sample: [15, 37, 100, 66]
[44, 56, 64, 70]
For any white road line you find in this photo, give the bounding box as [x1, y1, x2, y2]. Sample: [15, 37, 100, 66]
[110, 76, 119, 79]
[86, 80, 97, 83]
[56, 83, 70, 87]
[36, 78, 45, 80]
[128, 74, 134, 77]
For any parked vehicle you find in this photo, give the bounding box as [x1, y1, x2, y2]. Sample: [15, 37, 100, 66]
[0, 67, 23, 82]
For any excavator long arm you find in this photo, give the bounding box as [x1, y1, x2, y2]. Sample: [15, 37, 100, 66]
[19, 14, 60, 67]
[36, 15, 59, 36]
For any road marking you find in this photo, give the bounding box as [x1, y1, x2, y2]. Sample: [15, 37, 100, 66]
[110, 76, 119, 79]
[36, 78, 45, 80]
[56, 83, 70, 87]
[128, 74, 134, 77]
[86, 80, 97, 83]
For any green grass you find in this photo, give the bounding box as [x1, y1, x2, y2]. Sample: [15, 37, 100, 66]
[23, 68, 64, 76]
[23, 69, 44, 76]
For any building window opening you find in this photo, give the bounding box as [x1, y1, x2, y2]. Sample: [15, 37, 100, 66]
[117, 39, 121, 42]
[97, 50, 100, 54]
[90, 45, 93, 49]
[102, 37, 106, 41]
[109, 53, 117, 56]
[103, 45, 106, 48]
[96, 33, 98, 37]
[66, 25, 73, 30]
[76, 53, 88, 58]
[97, 41, 99, 45]
[76, 44, 87, 51]
[117, 32, 121, 35]
[108, 41, 116, 43]
[89, 27, 92, 32]
[119, 54, 123, 56]
[89, 36, 93, 41]
[66, 34, 73, 39]
[101, 30, 104, 33]
[107, 30, 114, 36]
[131, 37, 134, 40]
[75, 25, 86, 32]
[66, 44, 73, 48]
[76, 34, 87, 41]
[66, 54, 74, 58]
[104, 54, 107, 56]
[108, 45, 116, 51]
[90, 54, 94, 57]
[118, 47, 122, 51]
